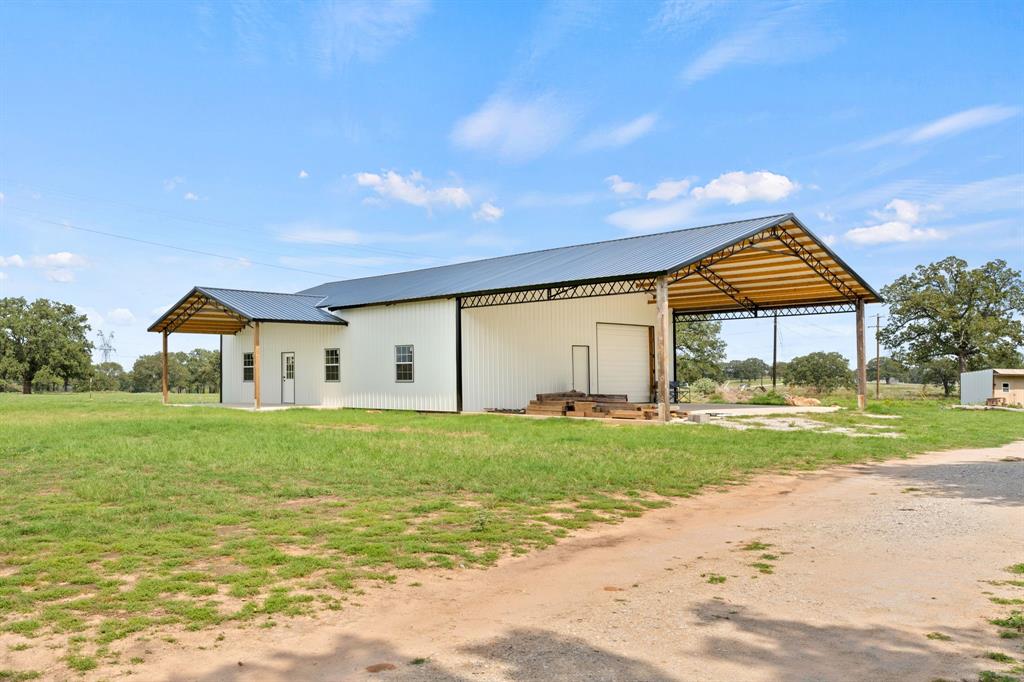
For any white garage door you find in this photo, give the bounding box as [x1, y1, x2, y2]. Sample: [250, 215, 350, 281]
[596, 323, 651, 402]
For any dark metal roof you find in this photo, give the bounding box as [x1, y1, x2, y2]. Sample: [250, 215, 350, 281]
[300, 214, 813, 308]
[147, 286, 345, 333]
[195, 287, 343, 324]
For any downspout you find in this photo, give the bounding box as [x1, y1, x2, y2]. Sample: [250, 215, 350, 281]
[219, 335, 223, 404]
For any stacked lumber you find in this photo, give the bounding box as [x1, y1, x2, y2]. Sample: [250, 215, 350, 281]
[525, 391, 686, 420]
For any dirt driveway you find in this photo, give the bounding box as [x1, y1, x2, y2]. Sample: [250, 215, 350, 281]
[16, 442, 1024, 681]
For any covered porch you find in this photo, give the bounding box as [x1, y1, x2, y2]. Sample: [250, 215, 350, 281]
[147, 286, 346, 409]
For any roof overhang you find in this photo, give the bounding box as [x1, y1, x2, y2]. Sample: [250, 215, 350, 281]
[149, 287, 251, 334]
[458, 215, 881, 319]
[148, 286, 348, 335]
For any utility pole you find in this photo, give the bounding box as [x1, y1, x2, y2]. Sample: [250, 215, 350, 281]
[771, 313, 778, 391]
[869, 314, 882, 399]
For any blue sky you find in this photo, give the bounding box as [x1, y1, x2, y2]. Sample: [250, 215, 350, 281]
[1, 0, 1022, 367]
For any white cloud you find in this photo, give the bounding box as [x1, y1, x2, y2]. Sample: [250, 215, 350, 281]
[579, 113, 658, 150]
[277, 221, 446, 245]
[451, 94, 574, 162]
[605, 175, 641, 196]
[473, 202, 504, 222]
[355, 170, 472, 211]
[607, 198, 696, 232]
[183, 191, 200, 201]
[906, 105, 1019, 143]
[844, 222, 944, 246]
[0, 271, 6, 280]
[844, 198, 945, 245]
[0, 252, 88, 282]
[690, 171, 798, 203]
[606, 169, 799, 231]
[0, 191, 5, 203]
[680, 3, 836, 85]
[854, 105, 1021, 151]
[31, 252, 87, 268]
[651, 0, 721, 33]
[45, 269, 76, 283]
[163, 176, 184, 191]
[107, 308, 136, 326]
[881, 198, 922, 224]
[647, 178, 691, 201]
[314, 0, 431, 72]
[817, 210, 835, 223]
[298, 169, 310, 179]
[822, 234, 837, 246]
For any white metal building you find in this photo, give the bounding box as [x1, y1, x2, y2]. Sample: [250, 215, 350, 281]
[960, 368, 1024, 406]
[149, 213, 881, 418]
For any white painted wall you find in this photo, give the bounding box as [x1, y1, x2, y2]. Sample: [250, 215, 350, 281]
[222, 322, 346, 406]
[460, 293, 657, 412]
[960, 369, 993, 405]
[222, 299, 458, 411]
[335, 298, 458, 412]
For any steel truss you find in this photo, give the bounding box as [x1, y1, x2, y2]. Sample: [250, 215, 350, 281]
[457, 223, 864, 313]
[674, 302, 857, 322]
[164, 294, 249, 334]
[459, 277, 657, 309]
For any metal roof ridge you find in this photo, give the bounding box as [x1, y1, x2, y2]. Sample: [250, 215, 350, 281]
[198, 286, 325, 298]
[298, 213, 793, 291]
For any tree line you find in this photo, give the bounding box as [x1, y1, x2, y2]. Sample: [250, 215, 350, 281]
[2, 256, 1021, 396]
[0, 296, 220, 394]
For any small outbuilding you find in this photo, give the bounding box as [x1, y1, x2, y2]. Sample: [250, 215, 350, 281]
[960, 368, 1024, 406]
[149, 213, 881, 418]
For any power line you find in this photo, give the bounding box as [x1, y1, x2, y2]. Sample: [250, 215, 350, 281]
[6, 208, 346, 279]
[0, 177, 441, 262]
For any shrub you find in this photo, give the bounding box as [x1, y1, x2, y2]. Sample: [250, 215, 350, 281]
[690, 378, 718, 397]
[748, 391, 787, 405]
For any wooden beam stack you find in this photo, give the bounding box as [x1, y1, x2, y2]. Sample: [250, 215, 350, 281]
[525, 391, 686, 420]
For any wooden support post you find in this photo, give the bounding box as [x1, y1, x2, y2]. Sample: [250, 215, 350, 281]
[161, 331, 169, 405]
[253, 321, 261, 410]
[655, 275, 671, 422]
[855, 298, 867, 410]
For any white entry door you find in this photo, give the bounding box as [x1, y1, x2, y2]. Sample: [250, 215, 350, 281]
[281, 352, 295, 404]
[572, 345, 590, 393]
[596, 323, 651, 402]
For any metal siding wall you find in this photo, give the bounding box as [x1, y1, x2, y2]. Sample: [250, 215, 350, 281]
[461, 293, 657, 412]
[221, 324, 346, 406]
[337, 298, 457, 412]
[960, 369, 993, 404]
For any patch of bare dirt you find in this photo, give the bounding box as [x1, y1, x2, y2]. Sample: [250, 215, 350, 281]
[6, 442, 1021, 682]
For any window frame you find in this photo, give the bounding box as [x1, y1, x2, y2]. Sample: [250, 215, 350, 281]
[1002, 382, 1010, 393]
[395, 344, 414, 383]
[324, 348, 340, 383]
[243, 352, 254, 382]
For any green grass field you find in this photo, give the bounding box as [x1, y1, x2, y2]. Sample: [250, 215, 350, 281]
[1, 393, 1021, 673]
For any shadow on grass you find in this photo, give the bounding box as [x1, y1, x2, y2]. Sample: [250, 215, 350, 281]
[876, 459, 1024, 507]
[175, 627, 676, 681]
[689, 600, 986, 680]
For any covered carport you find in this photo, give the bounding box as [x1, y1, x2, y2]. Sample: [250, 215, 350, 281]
[457, 213, 881, 420]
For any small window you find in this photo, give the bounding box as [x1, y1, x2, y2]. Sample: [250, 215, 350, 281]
[395, 345, 414, 382]
[243, 352, 254, 382]
[325, 348, 340, 382]
[1002, 382, 1011, 393]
